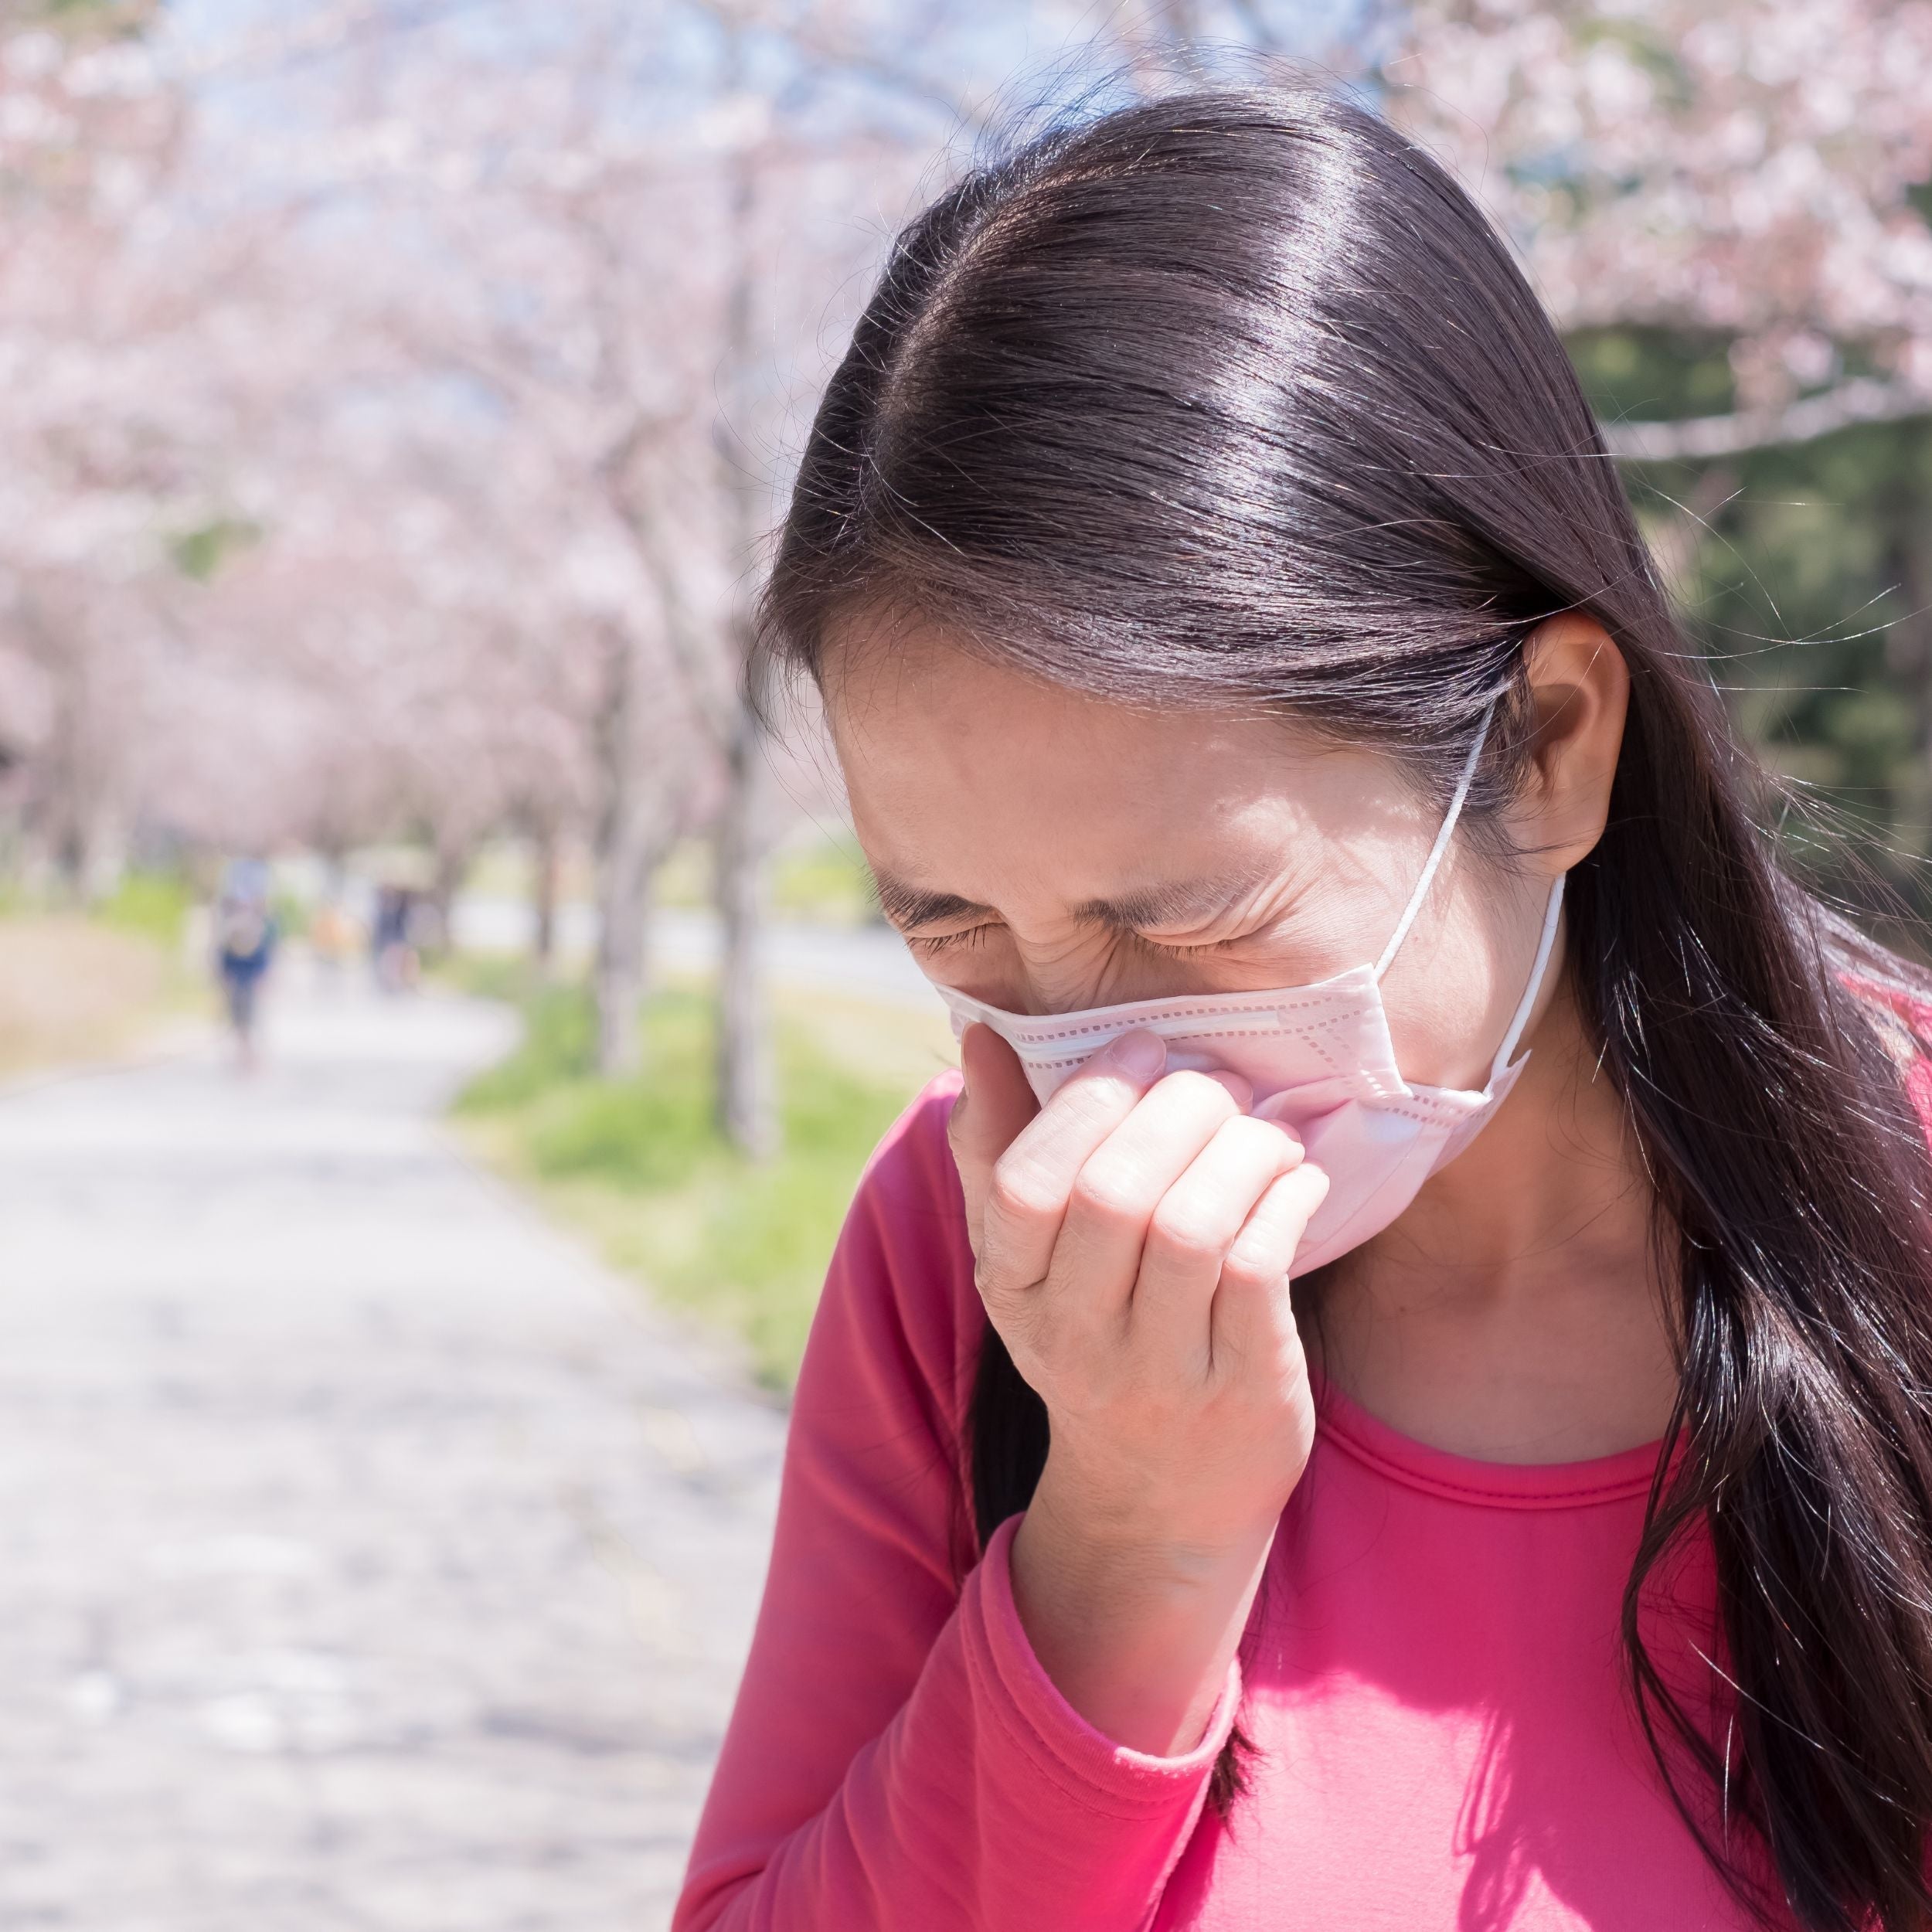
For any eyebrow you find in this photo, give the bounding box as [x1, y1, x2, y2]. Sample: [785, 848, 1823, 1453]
[871, 862, 1285, 934]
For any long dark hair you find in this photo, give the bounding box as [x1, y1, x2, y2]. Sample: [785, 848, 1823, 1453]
[756, 87, 1932, 1932]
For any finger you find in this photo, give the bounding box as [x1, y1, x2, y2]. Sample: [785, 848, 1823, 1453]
[1128, 1115, 1305, 1373]
[947, 1022, 1038, 1247]
[1206, 1162, 1332, 1381]
[1047, 1069, 1253, 1321]
[973, 1026, 1169, 1301]
[1200, 1069, 1253, 1111]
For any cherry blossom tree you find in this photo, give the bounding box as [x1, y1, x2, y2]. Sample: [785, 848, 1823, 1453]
[280, 0, 944, 1111]
[1383, 0, 1932, 458]
[0, 0, 197, 897]
[9, 0, 1928, 1116]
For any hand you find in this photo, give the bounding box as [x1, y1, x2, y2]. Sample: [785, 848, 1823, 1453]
[950, 1020, 1328, 1557]
[947, 1021, 1330, 1753]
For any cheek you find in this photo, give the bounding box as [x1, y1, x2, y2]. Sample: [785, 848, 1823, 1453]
[1384, 981, 1494, 1090]
[1379, 916, 1509, 1091]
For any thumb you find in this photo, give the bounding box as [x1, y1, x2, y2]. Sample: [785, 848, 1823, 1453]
[947, 1022, 1039, 1237]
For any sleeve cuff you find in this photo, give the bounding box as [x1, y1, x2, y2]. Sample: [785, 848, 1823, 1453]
[961, 1511, 1244, 1818]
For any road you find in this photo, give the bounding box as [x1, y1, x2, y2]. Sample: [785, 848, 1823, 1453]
[0, 971, 786, 1930]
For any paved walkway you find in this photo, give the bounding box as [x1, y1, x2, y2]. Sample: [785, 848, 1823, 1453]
[0, 972, 785, 1930]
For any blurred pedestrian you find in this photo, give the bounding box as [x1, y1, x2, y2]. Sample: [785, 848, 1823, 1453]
[371, 883, 420, 994]
[308, 892, 356, 989]
[213, 858, 277, 1073]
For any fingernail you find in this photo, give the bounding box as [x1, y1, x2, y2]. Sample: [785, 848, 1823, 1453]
[1103, 1028, 1166, 1081]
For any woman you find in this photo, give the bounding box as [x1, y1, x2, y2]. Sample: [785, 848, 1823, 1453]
[213, 857, 278, 1073]
[673, 88, 1932, 1931]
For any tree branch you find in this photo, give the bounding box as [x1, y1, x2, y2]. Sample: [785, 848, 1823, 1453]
[684, 0, 992, 132]
[1604, 378, 1932, 464]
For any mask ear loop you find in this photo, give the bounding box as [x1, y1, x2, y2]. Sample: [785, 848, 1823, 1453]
[1372, 698, 1498, 983]
[1485, 872, 1566, 1083]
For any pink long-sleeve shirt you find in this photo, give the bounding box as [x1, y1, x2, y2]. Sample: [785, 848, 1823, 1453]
[675, 976, 1932, 1930]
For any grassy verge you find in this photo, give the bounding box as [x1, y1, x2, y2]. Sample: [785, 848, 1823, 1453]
[450, 969, 954, 1393]
[654, 829, 886, 927]
[0, 873, 208, 1077]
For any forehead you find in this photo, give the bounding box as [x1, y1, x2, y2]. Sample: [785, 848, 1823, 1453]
[824, 630, 1414, 896]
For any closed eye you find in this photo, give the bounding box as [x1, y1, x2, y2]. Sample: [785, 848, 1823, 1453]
[903, 924, 998, 956]
[1131, 930, 1253, 960]
[907, 926, 1254, 960]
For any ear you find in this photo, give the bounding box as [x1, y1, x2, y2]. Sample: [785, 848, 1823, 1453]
[1514, 613, 1629, 871]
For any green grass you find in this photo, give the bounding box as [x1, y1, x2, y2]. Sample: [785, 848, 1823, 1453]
[770, 832, 883, 927]
[436, 951, 535, 1004]
[452, 973, 954, 1392]
[651, 831, 885, 928]
[94, 869, 194, 947]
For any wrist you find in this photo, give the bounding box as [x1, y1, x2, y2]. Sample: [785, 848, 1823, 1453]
[1006, 1485, 1271, 1758]
[1028, 1444, 1280, 1585]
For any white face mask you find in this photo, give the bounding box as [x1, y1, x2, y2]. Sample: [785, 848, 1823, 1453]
[936, 699, 1566, 1276]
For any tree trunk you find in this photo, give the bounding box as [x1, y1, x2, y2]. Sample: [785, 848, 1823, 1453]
[427, 837, 471, 956]
[76, 794, 128, 906]
[594, 620, 674, 1079]
[531, 818, 561, 977]
[709, 93, 779, 1158]
[597, 872, 651, 1077]
[43, 648, 124, 906]
[597, 823, 668, 1080]
[713, 699, 774, 1157]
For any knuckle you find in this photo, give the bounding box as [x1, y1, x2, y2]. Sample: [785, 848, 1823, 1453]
[1220, 1240, 1284, 1290]
[1068, 1159, 1144, 1224]
[1056, 1075, 1131, 1125]
[987, 1151, 1059, 1224]
[971, 1255, 1007, 1304]
[1147, 1198, 1227, 1261]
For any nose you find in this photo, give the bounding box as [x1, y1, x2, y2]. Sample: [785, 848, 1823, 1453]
[1018, 951, 1197, 1018]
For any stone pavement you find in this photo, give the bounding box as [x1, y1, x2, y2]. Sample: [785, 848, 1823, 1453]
[0, 971, 786, 1930]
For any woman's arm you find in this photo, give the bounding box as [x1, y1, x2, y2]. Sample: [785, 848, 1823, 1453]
[672, 1080, 1240, 1932]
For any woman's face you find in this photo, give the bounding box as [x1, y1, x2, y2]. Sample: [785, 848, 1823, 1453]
[828, 632, 1564, 1094]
